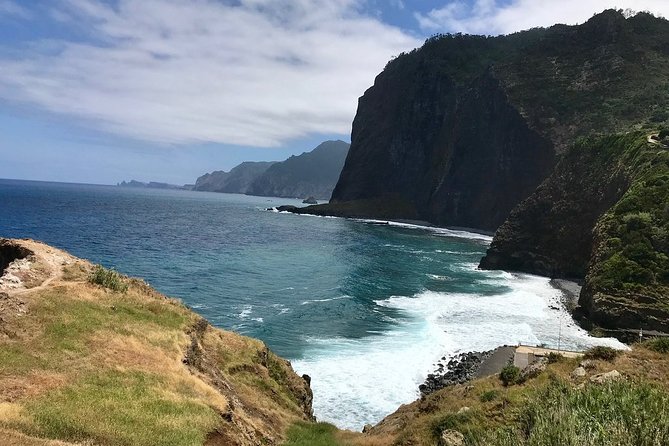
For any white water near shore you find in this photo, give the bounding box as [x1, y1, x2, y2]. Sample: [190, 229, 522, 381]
[293, 257, 626, 431]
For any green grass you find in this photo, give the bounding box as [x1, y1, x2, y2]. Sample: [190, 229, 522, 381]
[283, 422, 341, 446]
[24, 370, 220, 446]
[89, 264, 129, 292]
[583, 346, 620, 362]
[485, 380, 669, 445]
[643, 337, 669, 354]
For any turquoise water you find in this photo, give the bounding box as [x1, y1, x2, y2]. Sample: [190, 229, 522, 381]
[0, 179, 624, 429]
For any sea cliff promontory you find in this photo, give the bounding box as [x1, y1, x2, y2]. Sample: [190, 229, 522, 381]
[0, 238, 312, 446]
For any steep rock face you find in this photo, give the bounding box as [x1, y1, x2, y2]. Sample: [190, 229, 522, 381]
[328, 10, 669, 230]
[427, 72, 554, 229]
[194, 162, 275, 193]
[479, 137, 630, 278]
[481, 133, 669, 331]
[248, 140, 349, 200]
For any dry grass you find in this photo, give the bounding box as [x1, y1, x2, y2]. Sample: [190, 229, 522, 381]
[0, 239, 313, 446]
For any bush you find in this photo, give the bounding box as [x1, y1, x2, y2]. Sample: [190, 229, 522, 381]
[584, 346, 620, 362]
[499, 365, 521, 386]
[643, 337, 669, 353]
[479, 389, 499, 402]
[89, 265, 128, 293]
[479, 380, 669, 446]
[546, 352, 563, 364]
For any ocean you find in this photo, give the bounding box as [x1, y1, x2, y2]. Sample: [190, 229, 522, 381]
[0, 179, 625, 429]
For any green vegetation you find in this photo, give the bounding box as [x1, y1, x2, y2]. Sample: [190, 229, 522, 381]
[584, 132, 669, 315]
[479, 389, 499, 402]
[89, 264, 129, 292]
[474, 380, 669, 445]
[546, 352, 563, 364]
[499, 365, 521, 386]
[25, 371, 219, 446]
[643, 337, 669, 354]
[283, 422, 340, 446]
[584, 346, 620, 362]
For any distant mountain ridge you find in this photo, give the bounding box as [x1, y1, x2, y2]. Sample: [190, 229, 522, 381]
[194, 161, 276, 194]
[194, 140, 349, 200]
[248, 140, 349, 199]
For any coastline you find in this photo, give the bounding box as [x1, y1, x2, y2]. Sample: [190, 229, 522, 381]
[550, 278, 581, 312]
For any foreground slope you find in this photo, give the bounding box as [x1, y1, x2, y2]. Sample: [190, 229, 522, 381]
[284, 344, 669, 445]
[0, 238, 312, 446]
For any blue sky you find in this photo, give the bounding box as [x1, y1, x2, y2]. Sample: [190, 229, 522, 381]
[1, 0, 668, 185]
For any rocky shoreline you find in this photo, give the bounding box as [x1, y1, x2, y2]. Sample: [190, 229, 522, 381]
[420, 350, 494, 396]
[420, 346, 517, 395]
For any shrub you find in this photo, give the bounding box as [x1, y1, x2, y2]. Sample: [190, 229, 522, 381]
[89, 265, 128, 293]
[643, 337, 669, 354]
[499, 365, 521, 386]
[584, 346, 620, 362]
[479, 389, 499, 402]
[477, 379, 669, 446]
[546, 352, 563, 364]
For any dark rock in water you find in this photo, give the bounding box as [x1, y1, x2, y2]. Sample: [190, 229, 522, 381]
[275, 205, 299, 212]
[420, 350, 494, 396]
[302, 196, 318, 205]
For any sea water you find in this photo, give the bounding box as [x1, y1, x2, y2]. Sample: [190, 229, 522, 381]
[0, 179, 625, 430]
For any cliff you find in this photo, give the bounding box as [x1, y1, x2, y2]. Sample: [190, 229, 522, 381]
[194, 161, 276, 194]
[247, 140, 349, 200]
[0, 238, 312, 446]
[320, 10, 669, 231]
[481, 132, 669, 331]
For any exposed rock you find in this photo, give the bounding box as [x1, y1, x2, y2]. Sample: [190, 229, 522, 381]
[362, 424, 373, 434]
[580, 359, 597, 370]
[520, 358, 548, 381]
[590, 370, 622, 384]
[441, 429, 465, 446]
[420, 350, 494, 395]
[571, 367, 587, 378]
[322, 11, 669, 232]
[457, 406, 470, 414]
[302, 196, 318, 205]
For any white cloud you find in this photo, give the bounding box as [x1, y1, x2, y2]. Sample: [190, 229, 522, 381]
[416, 0, 669, 35]
[0, 0, 419, 146]
[0, 0, 29, 18]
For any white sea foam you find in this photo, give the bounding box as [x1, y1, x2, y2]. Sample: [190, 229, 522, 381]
[301, 295, 352, 305]
[352, 218, 493, 242]
[292, 270, 626, 431]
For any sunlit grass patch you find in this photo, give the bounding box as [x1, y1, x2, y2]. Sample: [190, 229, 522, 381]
[24, 370, 220, 446]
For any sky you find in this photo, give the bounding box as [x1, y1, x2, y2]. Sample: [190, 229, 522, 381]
[1, 0, 669, 185]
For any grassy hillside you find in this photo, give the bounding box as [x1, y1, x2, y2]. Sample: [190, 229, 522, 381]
[0, 239, 312, 446]
[282, 343, 669, 445]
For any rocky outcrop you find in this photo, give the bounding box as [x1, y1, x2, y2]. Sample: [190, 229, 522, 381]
[482, 132, 669, 331]
[420, 350, 494, 395]
[248, 140, 349, 200]
[479, 136, 631, 278]
[322, 10, 669, 231]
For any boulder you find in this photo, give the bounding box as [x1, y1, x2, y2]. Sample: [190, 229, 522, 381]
[302, 196, 318, 205]
[571, 367, 587, 378]
[590, 370, 621, 384]
[441, 429, 465, 446]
